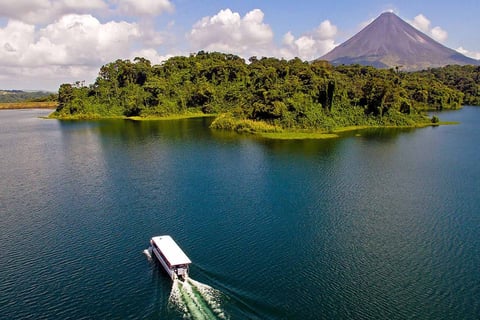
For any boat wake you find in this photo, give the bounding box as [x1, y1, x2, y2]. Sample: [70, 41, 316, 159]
[169, 277, 228, 319]
[143, 247, 153, 261]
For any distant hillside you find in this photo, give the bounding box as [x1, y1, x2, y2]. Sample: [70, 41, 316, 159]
[0, 90, 56, 103]
[320, 12, 480, 71]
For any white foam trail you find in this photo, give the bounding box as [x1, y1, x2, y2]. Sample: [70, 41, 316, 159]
[143, 247, 152, 261]
[187, 278, 227, 318]
[169, 279, 191, 318]
[147, 247, 227, 319]
[168, 277, 228, 319]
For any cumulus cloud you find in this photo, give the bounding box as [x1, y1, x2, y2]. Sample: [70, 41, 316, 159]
[411, 14, 430, 33]
[430, 26, 448, 43]
[411, 14, 448, 43]
[189, 8, 338, 61]
[0, 14, 147, 89]
[456, 47, 480, 60]
[315, 20, 338, 40]
[0, 0, 107, 24]
[131, 48, 175, 65]
[5, 14, 140, 67]
[0, 0, 175, 24]
[189, 8, 274, 57]
[280, 20, 338, 60]
[0, 20, 36, 66]
[0, 0, 178, 90]
[112, 0, 174, 16]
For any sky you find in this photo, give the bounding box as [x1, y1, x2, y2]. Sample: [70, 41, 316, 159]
[0, 0, 479, 91]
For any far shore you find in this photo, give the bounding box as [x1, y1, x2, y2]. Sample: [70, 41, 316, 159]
[0, 101, 57, 110]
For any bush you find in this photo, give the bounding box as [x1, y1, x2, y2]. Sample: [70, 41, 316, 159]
[210, 113, 282, 133]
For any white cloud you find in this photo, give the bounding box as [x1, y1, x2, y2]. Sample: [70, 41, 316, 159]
[0, 0, 175, 24]
[0, 20, 36, 66]
[0, 0, 107, 24]
[34, 14, 140, 66]
[112, 0, 174, 16]
[410, 14, 448, 43]
[0, 14, 145, 89]
[282, 32, 295, 46]
[411, 14, 430, 33]
[430, 26, 448, 43]
[62, 0, 107, 11]
[0, 64, 100, 91]
[315, 20, 337, 40]
[456, 47, 480, 60]
[280, 20, 338, 60]
[131, 48, 174, 65]
[0, 0, 179, 90]
[189, 8, 274, 57]
[189, 9, 338, 61]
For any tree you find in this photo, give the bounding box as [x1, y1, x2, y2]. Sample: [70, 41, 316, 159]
[57, 83, 73, 111]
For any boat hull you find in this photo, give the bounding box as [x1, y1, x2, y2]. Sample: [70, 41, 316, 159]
[151, 244, 176, 280]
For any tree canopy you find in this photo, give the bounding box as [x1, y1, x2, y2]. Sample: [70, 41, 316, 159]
[53, 52, 475, 132]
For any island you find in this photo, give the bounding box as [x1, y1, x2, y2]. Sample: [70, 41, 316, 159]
[50, 52, 479, 138]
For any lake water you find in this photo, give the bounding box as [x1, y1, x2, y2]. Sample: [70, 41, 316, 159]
[1, 108, 479, 319]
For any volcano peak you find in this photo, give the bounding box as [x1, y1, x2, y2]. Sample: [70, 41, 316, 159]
[320, 12, 479, 70]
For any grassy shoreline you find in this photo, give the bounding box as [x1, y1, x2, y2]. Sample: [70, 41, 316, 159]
[257, 121, 457, 139]
[0, 101, 57, 109]
[48, 111, 458, 140]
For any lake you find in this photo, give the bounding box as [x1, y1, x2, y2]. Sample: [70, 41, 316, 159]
[1, 108, 479, 319]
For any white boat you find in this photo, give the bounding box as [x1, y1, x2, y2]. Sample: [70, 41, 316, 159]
[150, 235, 191, 280]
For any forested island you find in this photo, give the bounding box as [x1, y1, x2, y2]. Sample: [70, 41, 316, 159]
[51, 51, 480, 137]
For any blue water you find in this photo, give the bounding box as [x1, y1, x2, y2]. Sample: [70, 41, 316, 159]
[0, 108, 479, 319]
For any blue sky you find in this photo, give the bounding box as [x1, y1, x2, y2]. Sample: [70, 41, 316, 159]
[0, 0, 478, 91]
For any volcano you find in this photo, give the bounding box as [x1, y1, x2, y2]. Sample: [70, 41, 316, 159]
[320, 12, 479, 70]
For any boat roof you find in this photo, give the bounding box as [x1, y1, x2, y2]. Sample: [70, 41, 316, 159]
[151, 235, 192, 266]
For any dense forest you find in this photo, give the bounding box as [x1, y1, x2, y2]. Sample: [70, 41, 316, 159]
[418, 65, 480, 106]
[53, 52, 478, 133]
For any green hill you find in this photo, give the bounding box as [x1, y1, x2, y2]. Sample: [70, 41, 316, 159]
[0, 90, 56, 103]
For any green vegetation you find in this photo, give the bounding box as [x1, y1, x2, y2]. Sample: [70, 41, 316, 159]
[418, 65, 480, 106]
[0, 90, 57, 103]
[52, 52, 476, 136]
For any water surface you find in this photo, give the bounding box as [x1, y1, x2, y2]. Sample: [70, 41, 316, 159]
[1, 108, 479, 319]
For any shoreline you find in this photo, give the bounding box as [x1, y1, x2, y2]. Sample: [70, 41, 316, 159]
[0, 101, 57, 110]
[127, 113, 217, 121]
[48, 112, 216, 121]
[257, 122, 458, 140]
[48, 111, 458, 140]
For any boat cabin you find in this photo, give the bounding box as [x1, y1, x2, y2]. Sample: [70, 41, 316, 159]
[150, 235, 191, 280]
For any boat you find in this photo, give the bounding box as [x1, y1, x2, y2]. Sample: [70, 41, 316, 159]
[150, 235, 191, 280]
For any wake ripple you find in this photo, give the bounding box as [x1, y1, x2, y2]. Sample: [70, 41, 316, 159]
[169, 277, 228, 319]
[143, 247, 153, 261]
